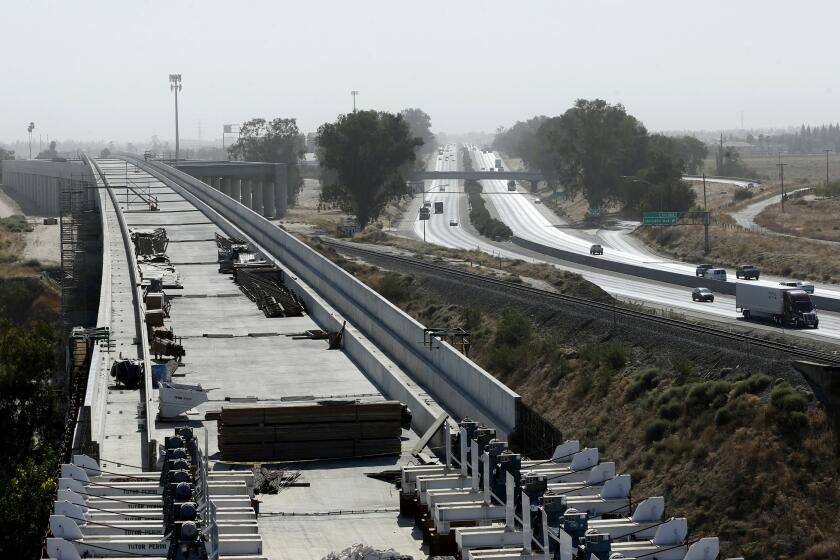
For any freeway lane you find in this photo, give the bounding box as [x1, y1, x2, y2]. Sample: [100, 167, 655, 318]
[468, 147, 840, 302]
[397, 145, 840, 344]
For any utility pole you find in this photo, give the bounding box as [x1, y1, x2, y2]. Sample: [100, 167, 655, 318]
[702, 173, 707, 211]
[169, 74, 183, 160]
[825, 149, 832, 188]
[777, 154, 788, 213]
[27, 122, 34, 159]
[350, 90, 359, 113]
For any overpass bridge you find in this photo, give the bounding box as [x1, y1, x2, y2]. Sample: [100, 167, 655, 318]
[10, 156, 724, 559]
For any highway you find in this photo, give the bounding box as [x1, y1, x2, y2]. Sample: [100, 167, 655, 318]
[403, 145, 840, 344]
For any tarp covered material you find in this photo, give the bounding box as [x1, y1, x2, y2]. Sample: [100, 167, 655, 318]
[321, 544, 405, 560]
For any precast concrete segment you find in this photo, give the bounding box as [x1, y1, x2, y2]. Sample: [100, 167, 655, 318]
[121, 155, 507, 440]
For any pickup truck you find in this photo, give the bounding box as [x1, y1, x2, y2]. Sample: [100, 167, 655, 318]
[696, 264, 713, 277]
[736, 265, 760, 280]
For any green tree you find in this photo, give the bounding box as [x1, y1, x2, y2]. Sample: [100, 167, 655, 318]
[624, 135, 696, 213]
[227, 117, 306, 206]
[400, 108, 436, 160]
[672, 135, 708, 174]
[0, 320, 61, 558]
[316, 110, 421, 226]
[544, 99, 648, 209]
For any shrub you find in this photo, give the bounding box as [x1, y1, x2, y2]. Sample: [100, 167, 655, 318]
[625, 368, 662, 402]
[731, 373, 771, 397]
[658, 401, 683, 421]
[671, 355, 695, 380]
[644, 419, 670, 443]
[0, 255, 17, 264]
[768, 382, 810, 435]
[732, 188, 754, 202]
[603, 341, 628, 371]
[685, 380, 732, 413]
[375, 272, 413, 303]
[460, 305, 483, 331]
[655, 228, 683, 247]
[0, 215, 33, 232]
[493, 308, 533, 347]
[21, 258, 41, 269]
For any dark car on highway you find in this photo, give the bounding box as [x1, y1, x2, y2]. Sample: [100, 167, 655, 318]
[736, 265, 760, 280]
[696, 264, 713, 277]
[590, 244, 603, 255]
[692, 287, 715, 302]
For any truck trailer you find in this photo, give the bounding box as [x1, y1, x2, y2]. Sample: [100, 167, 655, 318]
[735, 283, 818, 328]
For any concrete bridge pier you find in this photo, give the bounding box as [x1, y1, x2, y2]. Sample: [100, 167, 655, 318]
[229, 178, 241, 203]
[274, 164, 287, 218]
[261, 178, 275, 219]
[221, 177, 232, 198]
[251, 181, 263, 215]
[241, 179, 252, 209]
[529, 180, 539, 194]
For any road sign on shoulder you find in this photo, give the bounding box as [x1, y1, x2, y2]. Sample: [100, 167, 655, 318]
[643, 212, 679, 225]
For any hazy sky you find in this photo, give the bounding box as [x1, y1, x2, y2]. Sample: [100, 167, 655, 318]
[3, 0, 839, 145]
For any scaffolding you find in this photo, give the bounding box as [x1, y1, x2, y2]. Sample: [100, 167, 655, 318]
[58, 174, 99, 336]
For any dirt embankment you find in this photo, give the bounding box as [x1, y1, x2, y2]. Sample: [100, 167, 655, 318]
[309, 235, 840, 559]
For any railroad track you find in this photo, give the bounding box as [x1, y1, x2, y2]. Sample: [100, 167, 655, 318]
[322, 238, 840, 365]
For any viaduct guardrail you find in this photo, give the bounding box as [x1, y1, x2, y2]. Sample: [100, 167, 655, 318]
[120, 155, 520, 439]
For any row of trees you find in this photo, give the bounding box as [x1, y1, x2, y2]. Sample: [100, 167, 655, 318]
[492, 100, 702, 213]
[754, 123, 840, 154]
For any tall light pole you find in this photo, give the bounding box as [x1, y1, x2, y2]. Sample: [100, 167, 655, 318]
[825, 148, 832, 188]
[777, 153, 788, 213]
[350, 90, 359, 113]
[169, 74, 182, 160]
[27, 122, 34, 159]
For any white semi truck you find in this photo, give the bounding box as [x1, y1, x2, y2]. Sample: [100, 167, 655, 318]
[735, 283, 819, 328]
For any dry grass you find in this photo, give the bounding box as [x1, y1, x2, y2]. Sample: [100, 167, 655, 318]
[703, 153, 840, 185]
[343, 229, 614, 302]
[636, 222, 840, 284]
[755, 198, 840, 243]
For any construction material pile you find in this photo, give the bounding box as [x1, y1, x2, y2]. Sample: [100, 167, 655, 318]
[233, 265, 306, 317]
[131, 227, 168, 255]
[321, 544, 409, 560]
[215, 233, 306, 317]
[218, 400, 406, 461]
[253, 467, 302, 494]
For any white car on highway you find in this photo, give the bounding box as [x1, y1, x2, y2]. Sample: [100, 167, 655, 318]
[780, 280, 815, 294]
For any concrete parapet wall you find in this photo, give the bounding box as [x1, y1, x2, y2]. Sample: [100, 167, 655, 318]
[129, 156, 519, 438]
[1, 159, 93, 216]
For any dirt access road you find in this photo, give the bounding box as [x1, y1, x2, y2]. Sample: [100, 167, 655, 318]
[0, 186, 60, 265]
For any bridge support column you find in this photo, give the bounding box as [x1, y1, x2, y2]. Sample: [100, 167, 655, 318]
[229, 178, 241, 203]
[274, 164, 287, 218]
[241, 179, 252, 209]
[262, 176, 275, 219]
[251, 180, 263, 214]
[529, 180, 539, 194]
[221, 177, 232, 197]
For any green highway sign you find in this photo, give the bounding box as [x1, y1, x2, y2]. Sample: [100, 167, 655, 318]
[643, 212, 679, 225]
